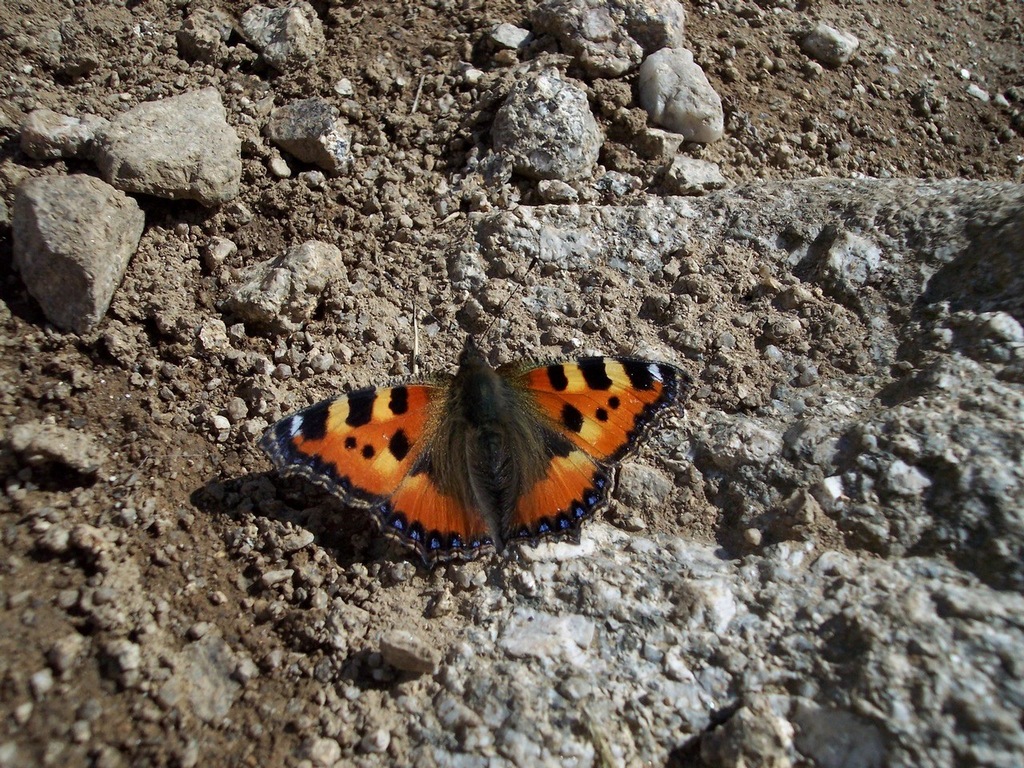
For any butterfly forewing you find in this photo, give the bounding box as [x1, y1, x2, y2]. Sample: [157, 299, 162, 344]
[516, 357, 685, 463]
[260, 383, 441, 505]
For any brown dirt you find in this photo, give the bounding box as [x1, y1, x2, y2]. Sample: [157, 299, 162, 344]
[0, 0, 1021, 765]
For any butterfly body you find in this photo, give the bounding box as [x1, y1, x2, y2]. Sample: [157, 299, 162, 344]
[261, 337, 686, 565]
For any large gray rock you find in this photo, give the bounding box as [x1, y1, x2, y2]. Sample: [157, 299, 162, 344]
[489, 23, 532, 51]
[639, 47, 724, 142]
[663, 155, 727, 195]
[92, 88, 241, 206]
[13, 174, 144, 333]
[315, 514, 1024, 767]
[802, 22, 860, 67]
[479, 178, 1024, 592]
[177, 7, 234, 64]
[7, 422, 109, 476]
[157, 636, 241, 724]
[492, 69, 602, 181]
[380, 630, 441, 674]
[266, 98, 351, 173]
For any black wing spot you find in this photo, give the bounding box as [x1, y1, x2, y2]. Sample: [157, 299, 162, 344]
[622, 360, 656, 391]
[346, 390, 376, 427]
[362, 444, 376, 459]
[608, 395, 620, 410]
[389, 387, 409, 415]
[561, 403, 584, 433]
[547, 364, 569, 391]
[595, 407, 609, 422]
[299, 401, 330, 440]
[389, 429, 411, 462]
[580, 359, 613, 390]
[344, 436, 357, 449]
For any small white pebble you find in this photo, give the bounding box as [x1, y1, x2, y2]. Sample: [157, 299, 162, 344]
[14, 702, 33, 724]
[30, 669, 54, 699]
[333, 78, 354, 97]
[359, 728, 391, 754]
[269, 155, 291, 178]
[261, 569, 294, 588]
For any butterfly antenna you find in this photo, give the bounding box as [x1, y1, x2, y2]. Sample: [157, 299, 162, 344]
[480, 256, 540, 344]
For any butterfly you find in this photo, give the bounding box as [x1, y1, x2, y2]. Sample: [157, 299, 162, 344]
[260, 336, 687, 565]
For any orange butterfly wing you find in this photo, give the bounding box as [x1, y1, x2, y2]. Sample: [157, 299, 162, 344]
[260, 383, 493, 562]
[383, 463, 494, 561]
[503, 358, 686, 543]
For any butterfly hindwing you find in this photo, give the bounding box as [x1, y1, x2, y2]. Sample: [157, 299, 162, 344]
[260, 383, 441, 505]
[505, 428, 611, 543]
[374, 464, 494, 563]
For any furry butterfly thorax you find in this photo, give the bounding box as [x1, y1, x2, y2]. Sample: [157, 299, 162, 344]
[261, 335, 687, 565]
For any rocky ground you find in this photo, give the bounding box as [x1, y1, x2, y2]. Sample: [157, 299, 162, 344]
[1, 1, 1023, 767]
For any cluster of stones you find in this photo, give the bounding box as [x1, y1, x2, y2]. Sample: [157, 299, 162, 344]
[9, 0, 862, 336]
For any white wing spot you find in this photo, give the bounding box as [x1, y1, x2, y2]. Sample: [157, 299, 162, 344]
[648, 364, 663, 382]
[288, 415, 303, 437]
